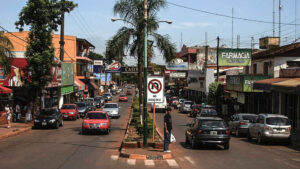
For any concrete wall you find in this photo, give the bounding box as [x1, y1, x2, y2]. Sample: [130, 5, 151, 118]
[187, 69, 214, 94]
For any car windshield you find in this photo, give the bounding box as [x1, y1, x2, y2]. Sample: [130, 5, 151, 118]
[104, 104, 118, 108]
[266, 117, 290, 125]
[200, 120, 226, 128]
[76, 102, 86, 107]
[61, 105, 75, 109]
[39, 109, 56, 116]
[104, 94, 110, 97]
[120, 95, 126, 97]
[184, 101, 193, 105]
[201, 109, 217, 116]
[242, 115, 257, 122]
[86, 113, 107, 119]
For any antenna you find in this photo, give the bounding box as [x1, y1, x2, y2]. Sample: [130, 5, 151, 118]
[232, 8, 234, 48]
[273, 0, 275, 37]
[279, 0, 282, 45]
[295, 0, 297, 42]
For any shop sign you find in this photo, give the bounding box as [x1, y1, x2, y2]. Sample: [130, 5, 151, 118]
[243, 75, 268, 92]
[94, 73, 111, 82]
[166, 62, 188, 70]
[105, 61, 121, 73]
[122, 66, 138, 73]
[218, 49, 252, 66]
[47, 63, 62, 88]
[0, 58, 28, 87]
[226, 76, 243, 92]
[170, 72, 186, 78]
[61, 63, 74, 86]
[61, 86, 74, 95]
[94, 60, 103, 66]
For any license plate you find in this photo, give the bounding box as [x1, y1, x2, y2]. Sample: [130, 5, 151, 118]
[210, 131, 218, 135]
[42, 122, 47, 126]
[64, 115, 68, 118]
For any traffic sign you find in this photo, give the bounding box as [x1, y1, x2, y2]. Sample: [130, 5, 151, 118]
[147, 76, 164, 103]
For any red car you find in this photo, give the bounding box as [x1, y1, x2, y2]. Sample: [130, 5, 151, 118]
[119, 94, 128, 102]
[126, 90, 132, 95]
[60, 104, 79, 120]
[82, 111, 110, 134]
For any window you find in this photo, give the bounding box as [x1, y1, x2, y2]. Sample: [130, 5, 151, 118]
[287, 61, 300, 67]
[253, 64, 257, 74]
[263, 62, 269, 75]
[200, 82, 204, 88]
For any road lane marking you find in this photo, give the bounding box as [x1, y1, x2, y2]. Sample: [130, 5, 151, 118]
[184, 156, 195, 166]
[274, 158, 298, 168]
[127, 159, 136, 165]
[166, 159, 179, 168]
[144, 160, 155, 166]
[110, 155, 119, 161]
[178, 157, 184, 161]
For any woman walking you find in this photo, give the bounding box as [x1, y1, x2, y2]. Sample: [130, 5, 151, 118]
[5, 104, 12, 128]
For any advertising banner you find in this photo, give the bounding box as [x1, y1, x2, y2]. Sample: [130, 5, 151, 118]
[170, 72, 186, 78]
[105, 61, 121, 73]
[218, 49, 251, 66]
[94, 73, 111, 81]
[165, 62, 188, 70]
[61, 62, 74, 86]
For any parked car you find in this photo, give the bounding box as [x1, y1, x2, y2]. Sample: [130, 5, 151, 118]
[111, 90, 117, 95]
[119, 94, 128, 102]
[170, 98, 179, 109]
[185, 116, 230, 149]
[118, 88, 123, 92]
[82, 111, 110, 134]
[190, 104, 202, 117]
[34, 108, 63, 129]
[86, 101, 95, 112]
[126, 90, 132, 95]
[103, 93, 112, 101]
[76, 102, 87, 118]
[228, 113, 258, 137]
[94, 96, 105, 108]
[102, 103, 120, 118]
[197, 108, 218, 117]
[60, 104, 79, 120]
[248, 114, 291, 144]
[150, 96, 167, 113]
[177, 99, 185, 109]
[180, 100, 194, 113]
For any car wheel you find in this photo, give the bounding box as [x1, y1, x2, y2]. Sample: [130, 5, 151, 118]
[82, 130, 86, 135]
[191, 137, 197, 149]
[257, 133, 264, 144]
[235, 129, 240, 137]
[247, 130, 252, 141]
[54, 122, 59, 129]
[224, 141, 230, 150]
[60, 120, 64, 127]
[105, 129, 110, 135]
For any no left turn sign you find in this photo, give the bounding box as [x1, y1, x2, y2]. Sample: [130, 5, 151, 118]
[147, 76, 164, 103]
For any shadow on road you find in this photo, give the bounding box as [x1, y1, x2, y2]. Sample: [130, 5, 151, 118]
[179, 141, 224, 150]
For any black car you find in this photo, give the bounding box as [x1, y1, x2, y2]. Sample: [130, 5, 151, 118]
[111, 90, 117, 95]
[185, 117, 230, 149]
[34, 108, 63, 129]
[94, 96, 105, 108]
[197, 109, 218, 117]
[76, 102, 87, 117]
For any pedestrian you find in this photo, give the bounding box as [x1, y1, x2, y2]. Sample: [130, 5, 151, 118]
[15, 103, 21, 122]
[164, 107, 172, 152]
[25, 102, 32, 123]
[5, 104, 12, 128]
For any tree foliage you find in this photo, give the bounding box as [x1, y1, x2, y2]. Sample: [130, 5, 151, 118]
[89, 51, 104, 60]
[208, 81, 223, 105]
[0, 32, 14, 75]
[15, 0, 77, 93]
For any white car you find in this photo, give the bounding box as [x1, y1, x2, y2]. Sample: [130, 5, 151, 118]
[150, 96, 167, 113]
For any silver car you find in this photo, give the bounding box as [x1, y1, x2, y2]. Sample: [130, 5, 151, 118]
[180, 101, 193, 113]
[228, 113, 257, 137]
[248, 114, 291, 144]
[102, 103, 120, 118]
[103, 93, 112, 101]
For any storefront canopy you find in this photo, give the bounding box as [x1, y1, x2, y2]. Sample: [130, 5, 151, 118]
[253, 78, 289, 91]
[75, 77, 85, 91]
[0, 86, 12, 94]
[272, 78, 300, 89]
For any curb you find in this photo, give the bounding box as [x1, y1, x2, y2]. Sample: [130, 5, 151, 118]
[120, 148, 173, 160]
[0, 127, 32, 141]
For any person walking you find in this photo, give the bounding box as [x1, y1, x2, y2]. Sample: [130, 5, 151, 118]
[15, 103, 21, 122]
[5, 104, 12, 128]
[164, 107, 172, 152]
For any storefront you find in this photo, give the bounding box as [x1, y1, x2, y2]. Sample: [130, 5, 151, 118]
[0, 86, 13, 125]
[59, 62, 75, 107]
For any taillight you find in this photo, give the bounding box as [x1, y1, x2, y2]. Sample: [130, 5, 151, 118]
[226, 130, 230, 135]
[264, 126, 272, 131]
[239, 121, 246, 125]
[197, 130, 202, 134]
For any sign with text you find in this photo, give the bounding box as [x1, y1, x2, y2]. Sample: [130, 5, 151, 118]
[147, 76, 164, 103]
[170, 72, 186, 78]
[218, 49, 252, 66]
[94, 60, 103, 66]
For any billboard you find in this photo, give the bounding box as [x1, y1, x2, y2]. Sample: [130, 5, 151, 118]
[218, 49, 251, 66]
[105, 61, 121, 73]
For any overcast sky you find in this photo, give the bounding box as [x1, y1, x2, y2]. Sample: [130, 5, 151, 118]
[0, 0, 299, 65]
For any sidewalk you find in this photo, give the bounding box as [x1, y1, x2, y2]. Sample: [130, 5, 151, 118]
[120, 147, 172, 160]
[0, 122, 32, 140]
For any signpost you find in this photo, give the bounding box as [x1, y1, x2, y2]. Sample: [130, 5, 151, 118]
[218, 49, 252, 66]
[147, 76, 164, 142]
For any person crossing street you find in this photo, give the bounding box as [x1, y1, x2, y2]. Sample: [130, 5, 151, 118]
[164, 107, 172, 152]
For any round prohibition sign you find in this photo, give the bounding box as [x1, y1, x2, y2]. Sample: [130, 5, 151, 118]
[148, 79, 162, 94]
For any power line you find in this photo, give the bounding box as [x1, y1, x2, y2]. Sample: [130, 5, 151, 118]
[0, 25, 28, 43]
[167, 1, 300, 26]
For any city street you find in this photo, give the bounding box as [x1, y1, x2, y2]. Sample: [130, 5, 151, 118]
[0, 95, 133, 169]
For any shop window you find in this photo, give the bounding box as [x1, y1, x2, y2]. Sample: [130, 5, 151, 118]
[253, 64, 257, 74]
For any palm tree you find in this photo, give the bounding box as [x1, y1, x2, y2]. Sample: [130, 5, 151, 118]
[107, 0, 176, 114]
[0, 32, 13, 75]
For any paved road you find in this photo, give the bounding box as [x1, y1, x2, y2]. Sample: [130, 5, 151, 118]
[0, 92, 133, 169]
[152, 108, 300, 169]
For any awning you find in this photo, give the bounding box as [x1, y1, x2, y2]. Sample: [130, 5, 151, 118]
[272, 78, 300, 89]
[0, 86, 12, 94]
[76, 56, 93, 63]
[253, 78, 289, 91]
[88, 81, 98, 89]
[75, 77, 85, 91]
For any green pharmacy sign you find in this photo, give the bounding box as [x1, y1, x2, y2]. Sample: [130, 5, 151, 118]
[218, 49, 252, 66]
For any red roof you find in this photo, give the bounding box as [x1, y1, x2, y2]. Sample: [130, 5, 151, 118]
[0, 86, 12, 94]
[11, 58, 28, 68]
[252, 43, 300, 60]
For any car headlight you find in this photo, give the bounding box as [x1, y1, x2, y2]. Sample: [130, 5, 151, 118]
[49, 119, 56, 123]
[100, 123, 107, 126]
[69, 112, 75, 115]
[34, 119, 40, 123]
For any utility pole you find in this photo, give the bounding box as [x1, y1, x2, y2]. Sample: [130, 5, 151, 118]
[273, 0, 275, 37]
[251, 37, 254, 50]
[59, 0, 65, 61]
[143, 0, 148, 146]
[205, 32, 208, 46]
[279, 0, 282, 45]
[216, 36, 220, 82]
[231, 8, 234, 48]
[237, 35, 240, 49]
[180, 32, 183, 48]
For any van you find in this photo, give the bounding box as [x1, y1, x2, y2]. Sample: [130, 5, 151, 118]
[150, 96, 167, 113]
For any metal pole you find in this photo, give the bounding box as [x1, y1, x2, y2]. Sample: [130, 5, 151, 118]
[279, 0, 282, 45]
[273, 0, 275, 37]
[216, 36, 220, 82]
[59, 0, 65, 62]
[152, 103, 155, 142]
[231, 8, 234, 48]
[143, 0, 148, 146]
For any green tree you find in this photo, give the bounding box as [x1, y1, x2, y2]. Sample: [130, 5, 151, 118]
[107, 0, 176, 114]
[0, 32, 14, 75]
[208, 81, 223, 106]
[89, 51, 104, 60]
[15, 0, 77, 112]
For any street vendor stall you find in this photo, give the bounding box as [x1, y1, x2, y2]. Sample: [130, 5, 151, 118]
[0, 85, 13, 125]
